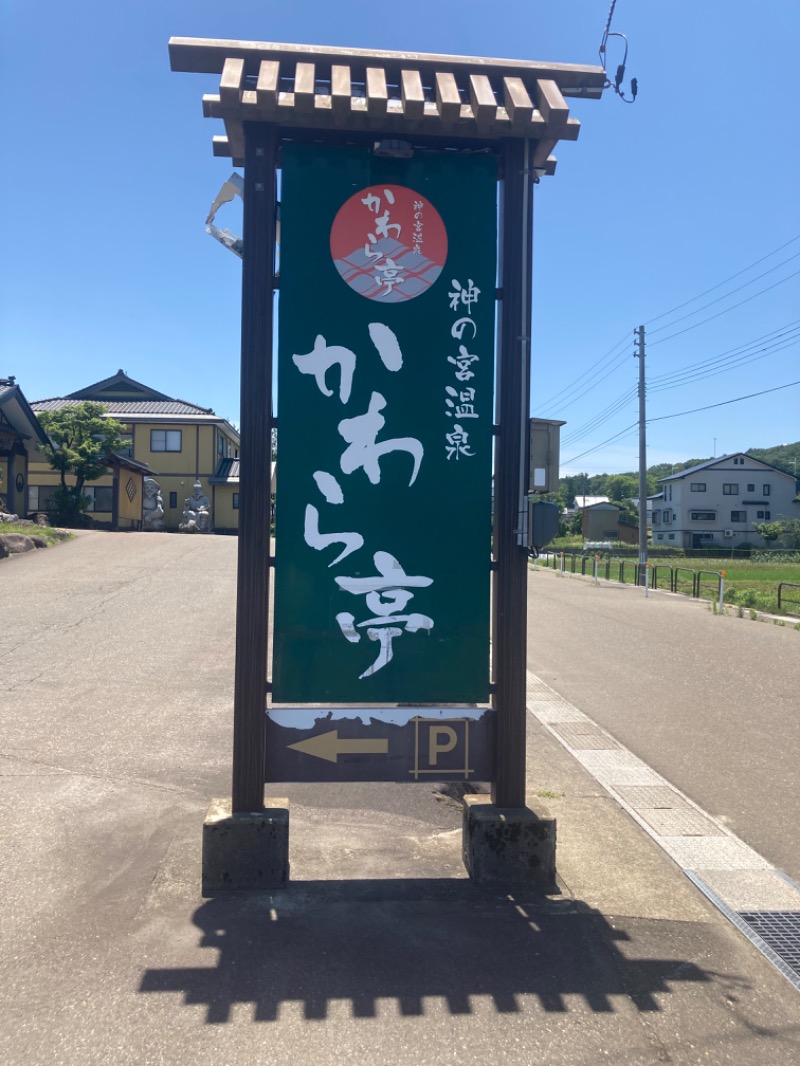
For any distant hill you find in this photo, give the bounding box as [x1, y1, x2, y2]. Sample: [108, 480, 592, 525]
[557, 442, 800, 506]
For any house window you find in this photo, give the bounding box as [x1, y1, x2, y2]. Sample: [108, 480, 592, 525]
[117, 434, 134, 459]
[28, 486, 59, 511]
[690, 511, 715, 521]
[232, 493, 240, 509]
[763, 484, 771, 496]
[733, 457, 744, 465]
[699, 533, 713, 540]
[690, 482, 706, 492]
[662, 511, 670, 524]
[84, 486, 114, 512]
[668, 533, 675, 540]
[169, 491, 177, 508]
[747, 483, 755, 492]
[723, 484, 738, 495]
[656, 533, 663, 541]
[652, 511, 660, 525]
[218, 435, 224, 456]
[756, 510, 772, 520]
[150, 429, 182, 452]
[731, 510, 747, 523]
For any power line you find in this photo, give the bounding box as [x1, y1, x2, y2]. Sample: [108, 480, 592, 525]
[648, 379, 800, 424]
[648, 268, 800, 348]
[649, 338, 800, 393]
[562, 422, 639, 466]
[649, 320, 800, 384]
[643, 232, 800, 326]
[647, 251, 800, 336]
[561, 385, 637, 445]
[535, 331, 631, 414]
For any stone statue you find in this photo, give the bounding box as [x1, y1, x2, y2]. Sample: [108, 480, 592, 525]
[142, 477, 165, 532]
[179, 480, 212, 533]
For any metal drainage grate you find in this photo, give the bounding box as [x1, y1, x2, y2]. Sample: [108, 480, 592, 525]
[739, 912, 800, 980]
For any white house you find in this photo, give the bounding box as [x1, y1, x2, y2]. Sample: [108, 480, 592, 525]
[652, 453, 799, 549]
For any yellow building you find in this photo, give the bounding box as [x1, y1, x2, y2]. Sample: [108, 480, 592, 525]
[29, 370, 241, 532]
[1, 377, 51, 516]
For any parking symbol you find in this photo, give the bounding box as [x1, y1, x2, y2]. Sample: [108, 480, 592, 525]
[411, 718, 474, 779]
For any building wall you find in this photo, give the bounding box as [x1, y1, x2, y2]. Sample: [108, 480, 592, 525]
[28, 419, 240, 532]
[212, 484, 240, 532]
[115, 470, 144, 528]
[27, 469, 116, 523]
[652, 458, 798, 547]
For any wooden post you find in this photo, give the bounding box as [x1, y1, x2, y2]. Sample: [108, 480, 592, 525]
[492, 137, 533, 808]
[231, 122, 278, 812]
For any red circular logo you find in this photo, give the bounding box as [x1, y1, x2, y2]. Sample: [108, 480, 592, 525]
[330, 184, 448, 302]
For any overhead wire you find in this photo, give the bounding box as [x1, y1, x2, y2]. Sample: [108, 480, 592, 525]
[561, 385, 638, 445]
[648, 268, 800, 348]
[643, 233, 800, 326]
[562, 422, 639, 467]
[649, 337, 800, 393]
[647, 379, 800, 425]
[534, 330, 631, 414]
[646, 251, 800, 336]
[649, 320, 800, 384]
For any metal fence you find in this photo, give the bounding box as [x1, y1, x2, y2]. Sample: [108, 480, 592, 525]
[778, 582, 800, 612]
[540, 552, 725, 603]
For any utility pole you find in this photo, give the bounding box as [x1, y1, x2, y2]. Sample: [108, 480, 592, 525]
[635, 325, 647, 577]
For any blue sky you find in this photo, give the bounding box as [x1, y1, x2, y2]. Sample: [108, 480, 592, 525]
[2, 1, 798, 476]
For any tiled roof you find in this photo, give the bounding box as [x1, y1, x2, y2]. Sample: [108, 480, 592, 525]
[31, 398, 215, 416]
[657, 453, 792, 482]
[108, 453, 155, 475]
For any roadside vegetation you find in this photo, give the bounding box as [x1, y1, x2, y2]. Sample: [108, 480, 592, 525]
[0, 521, 73, 547]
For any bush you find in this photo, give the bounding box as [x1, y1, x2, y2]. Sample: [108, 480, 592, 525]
[724, 586, 779, 613]
[46, 487, 93, 528]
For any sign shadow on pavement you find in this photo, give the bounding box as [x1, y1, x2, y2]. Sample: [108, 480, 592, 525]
[139, 888, 717, 1025]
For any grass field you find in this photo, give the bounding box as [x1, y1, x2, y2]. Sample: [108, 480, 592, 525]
[537, 550, 800, 616]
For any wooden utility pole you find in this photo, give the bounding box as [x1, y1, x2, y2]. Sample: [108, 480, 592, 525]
[636, 325, 648, 574]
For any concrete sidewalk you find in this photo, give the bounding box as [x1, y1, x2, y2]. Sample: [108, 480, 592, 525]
[1, 533, 799, 1065]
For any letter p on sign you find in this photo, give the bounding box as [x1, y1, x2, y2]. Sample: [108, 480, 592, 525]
[428, 725, 458, 765]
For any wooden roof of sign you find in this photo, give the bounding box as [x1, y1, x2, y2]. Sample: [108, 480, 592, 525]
[169, 38, 605, 175]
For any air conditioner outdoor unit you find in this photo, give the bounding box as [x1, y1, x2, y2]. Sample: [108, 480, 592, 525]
[723, 529, 734, 538]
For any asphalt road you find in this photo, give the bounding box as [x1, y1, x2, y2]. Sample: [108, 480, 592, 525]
[3, 532, 800, 1064]
[527, 565, 800, 883]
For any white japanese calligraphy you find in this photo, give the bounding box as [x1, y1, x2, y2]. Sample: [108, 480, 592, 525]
[334, 551, 434, 678]
[338, 392, 423, 486]
[293, 335, 355, 404]
[448, 278, 481, 312]
[445, 423, 476, 461]
[312, 470, 344, 504]
[445, 385, 479, 419]
[304, 504, 363, 566]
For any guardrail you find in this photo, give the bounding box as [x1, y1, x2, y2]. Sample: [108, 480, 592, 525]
[535, 552, 800, 617]
[695, 569, 723, 601]
[537, 552, 727, 603]
[777, 582, 800, 612]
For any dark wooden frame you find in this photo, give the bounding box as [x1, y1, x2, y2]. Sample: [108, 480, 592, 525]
[231, 122, 278, 812]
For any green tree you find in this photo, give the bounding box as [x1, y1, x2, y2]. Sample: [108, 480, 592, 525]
[38, 402, 127, 525]
[605, 473, 639, 502]
[752, 520, 783, 545]
[753, 515, 800, 548]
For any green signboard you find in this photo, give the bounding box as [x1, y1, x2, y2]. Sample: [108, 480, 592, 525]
[273, 144, 497, 703]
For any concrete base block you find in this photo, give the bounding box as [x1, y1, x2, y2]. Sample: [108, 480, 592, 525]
[202, 797, 289, 896]
[462, 794, 556, 887]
